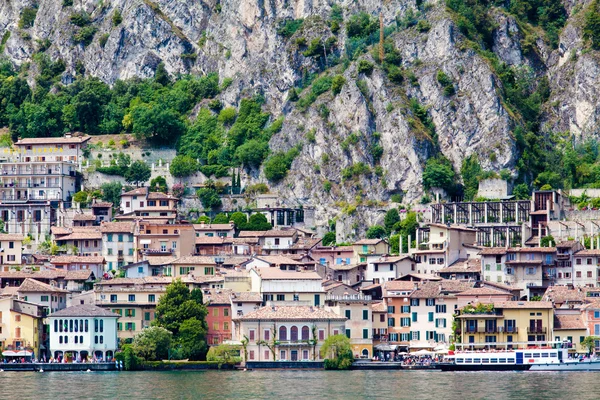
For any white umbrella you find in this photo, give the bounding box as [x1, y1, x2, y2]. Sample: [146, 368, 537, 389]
[435, 349, 449, 355]
[413, 349, 434, 355]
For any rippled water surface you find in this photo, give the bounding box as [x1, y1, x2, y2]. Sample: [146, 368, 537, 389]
[1, 369, 599, 399]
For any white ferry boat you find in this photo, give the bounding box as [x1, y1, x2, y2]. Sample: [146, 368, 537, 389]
[437, 342, 600, 372]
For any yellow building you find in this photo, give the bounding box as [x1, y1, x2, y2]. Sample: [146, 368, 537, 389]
[171, 256, 217, 278]
[0, 297, 45, 359]
[457, 301, 554, 349]
[553, 312, 587, 353]
[353, 239, 389, 263]
[324, 294, 374, 358]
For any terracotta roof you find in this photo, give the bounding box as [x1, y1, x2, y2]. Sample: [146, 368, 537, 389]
[480, 281, 520, 292]
[0, 234, 25, 241]
[479, 248, 508, 256]
[230, 291, 263, 302]
[428, 223, 477, 232]
[220, 257, 251, 267]
[51, 256, 104, 264]
[252, 268, 322, 280]
[72, 213, 97, 221]
[360, 283, 381, 291]
[1, 286, 19, 296]
[238, 231, 271, 238]
[493, 301, 553, 309]
[291, 238, 322, 250]
[172, 256, 217, 265]
[16, 136, 91, 145]
[147, 192, 177, 200]
[261, 230, 297, 237]
[51, 227, 72, 236]
[354, 239, 386, 245]
[574, 249, 600, 257]
[232, 237, 259, 245]
[56, 230, 102, 241]
[556, 240, 579, 249]
[18, 278, 69, 293]
[372, 302, 386, 312]
[439, 258, 481, 273]
[193, 223, 234, 230]
[50, 304, 119, 318]
[457, 287, 512, 296]
[144, 256, 177, 266]
[254, 256, 303, 265]
[383, 281, 417, 292]
[371, 256, 413, 264]
[32, 269, 68, 279]
[100, 221, 135, 233]
[554, 314, 586, 330]
[410, 281, 475, 299]
[314, 246, 354, 252]
[122, 187, 148, 196]
[195, 236, 232, 245]
[64, 270, 94, 280]
[91, 202, 112, 208]
[328, 263, 365, 271]
[542, 286, 587, 304]
[395, 273, 442, 281]
[508, 247, 556, 253]
[235, 306, 346, 321]
[204, 288, 233, 305]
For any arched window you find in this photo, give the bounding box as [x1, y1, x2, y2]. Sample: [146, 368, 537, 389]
[59, 319, 63, 333]
[302, 326, 310, 341]
[69, 319, 73, 332]
[54, 320, 58, 333]
[75, 336, 78, 344]
[80, 335, 83, 344]
[59, 336, 63, 344]
[279, 326, 287, 341]
[290, 326, 298, 341]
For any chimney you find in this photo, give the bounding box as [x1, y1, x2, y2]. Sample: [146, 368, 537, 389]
[413, 282, 418, 291]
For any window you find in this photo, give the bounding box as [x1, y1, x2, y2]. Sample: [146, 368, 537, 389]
[302, 326, 310, 341]
[145, 312, 151, 321]
[213, 308, 219, 317]
[15, 315, 21, 322]
[388, 318, 396, 327]
[100, 320, 104, 332]
[205, 267, 214, 275]
[279, 326, 287, 341]
[291, 326, 299, 341]
[588, 258, 593, 265]
[345, 329, 351, 338]
[128, 294, 136, 302]
[401, 306, 410, 313]
[318, 330, 325, 340]
[249, 329, 255, 341]
[412, 312, 417, 322]
[576, 258, 582, 265]
[280, 350, 286, 360]
[526, 267, 536, 275]
[400, 317, 411, 327]
[410, 299, 420, 306]
[277, 294, 286, 301]
[576, 271, 582, 278]
[428, 312, 434, 322]
[224, 308, 229, 317]
[363, 329, 369, 339]
[485, 264, 491, 271]
[435, 305, 446, 313]
[387, 306, 395, 314]
[588, 271, 593, 278]
[213, 322, 219, 331]
[426, 299, 435, 306]
[264, 350, 270, 360]
[363, 310, 369, 320]
[293, 294, 299, 302]
[41, 295, 49, 302]
[110, 295, 117, 303]
[148, 294, 156, 303]
[345, 310, 351, 319]
[249, 350, 255, 360]
[118, 234, 124, 242]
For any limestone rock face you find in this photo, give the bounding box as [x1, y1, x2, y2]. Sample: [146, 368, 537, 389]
[0, 0, 594, 237]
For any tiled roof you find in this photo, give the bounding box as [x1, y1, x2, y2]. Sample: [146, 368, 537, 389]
[16, 136, 91, 145]
[232, 237, 259, 244]
[51, 227, 72, 236]
[542, 285, 587, 304]
[64, 270, 94, 280]
[51, 256, 104, 264]
[238, 231, 271, 238]
[230, 291, 263, 302]
[314, 246, 354, 252]
[261, 230, 297, 237]
[91, 202, 113, 208]
[252, 268, 322, 280]
[574, 249, 600, 256]
[100, 221, 135, 233]
[56, 230, 102, 240]
[172, 256, 217, 265]
[428, 223, 477, 232]
[493, 301, 553, 309]
[383, 280, 417, 292]
[204, 288, 233, 305]
[195, 236, 232, 245]
[396, 273, 442, 281]
[508, 247, 556, 253]
[554, 314, 586, 330]
[479, 248, 508, 256]
[372, 256, 412, 264]
[32, 269, 68, 279]
[556, 240, 579, 249]
[291, 238, 322, 250]
[0, 234, 25, 241]
[479, 281, 520, 292]
[144, 256, 177, 266]
[122, 187, 148, 196]
[147, 192, 177, 200]
[72, 213, 97, 221]
[457, 287, 512, 296]
[410, 281, 475, 299]
[50, 304, 119, 318]
[372, 302, 386, 312]
[18, 278, 69, 293]
[220, 257, 251, 267]
[328, 263, 365, 271]
[235, 306, 346, 321]
[439, 258, 481, 273]
[354, 239, 385, 245]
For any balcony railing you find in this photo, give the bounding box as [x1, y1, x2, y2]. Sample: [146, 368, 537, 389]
[527, 327, 547, 334]
[498, 327, 518, 333]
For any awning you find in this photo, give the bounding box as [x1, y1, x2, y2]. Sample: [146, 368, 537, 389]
[2, 350, 33, 357]
[374, 344, 397, 351]
[139, 239, 152, 244]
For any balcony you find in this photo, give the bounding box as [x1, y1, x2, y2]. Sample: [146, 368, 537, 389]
[527, 327, 547, 334]
[498, 327, 518, 333]
[557, 254, 570, 261]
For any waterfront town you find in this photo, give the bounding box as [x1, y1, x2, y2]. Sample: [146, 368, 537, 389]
[2, 134, 600, 368]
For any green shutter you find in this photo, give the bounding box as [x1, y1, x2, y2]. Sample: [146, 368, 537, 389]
[132, 323, 136, 331]
[117, 323, 122, 331]
[412, 312, 417, 322]
[363, 329, 368, 339]
[417, 331, 420, 340]
[428, 312, 434, 322]
[131, 309, 136, 317]
[363, 310, 368, 320]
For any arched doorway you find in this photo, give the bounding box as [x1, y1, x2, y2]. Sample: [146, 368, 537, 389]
[80, 350, 89, 362]
[105, 350, 114, 361]
[362, 349, 369, 358]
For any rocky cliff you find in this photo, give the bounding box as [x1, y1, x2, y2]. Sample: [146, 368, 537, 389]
[0, 0, 597, 238]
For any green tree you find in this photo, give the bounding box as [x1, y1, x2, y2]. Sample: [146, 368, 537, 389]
[540, 235, 555, 247]
[116, 344, 141, 370]
[153, 279, 208, 337]
[178, 318, 208, 361]
[229, 211, 247, 230]
[243, 213, 272, 231]
[155, 62, 171, 86]
[206, 344, 241, 367]
[235, 139, 269, 168]
[132, 326, 173, 361]
[196, 187, 222, 209]
[461, 155, 482, 201]
[423, 157, 457, 193]
[170, 155, 198, 178]
[320, 334, 354, 370]
[513, 183, 531, 200]
[150, 176, 168, 193]
[125, 160, 151, 186]
[212, 213, 230, 224]
[257, 325, 280, 361]
[366, 225, 386, 239]
[581, 336, 600, 354]
[384, 208, 400, 234]
[101, 181, 122, 206]
[322, 232, 336, 246]
[72, 190, 88, 206]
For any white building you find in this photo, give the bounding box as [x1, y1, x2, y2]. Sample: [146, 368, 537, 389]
[249, 268, 325, 306]
[366, 255, 416, 284]
[17, 278, 69, 313]
[48, 304, 119, 362]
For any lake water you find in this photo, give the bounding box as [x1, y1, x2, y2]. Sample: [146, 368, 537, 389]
[1, 369, 598, 399]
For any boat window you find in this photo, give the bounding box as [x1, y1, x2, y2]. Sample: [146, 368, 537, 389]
[532, 353, 540, 358]
[490, 358, 498, 363]
[541, 353, 549, 358]
[473, 358, 481, 363]
[456, 359, 463, 363]
[465, 358, 472, 363]
[481, 359, 490, 363]
[507, 359, 515, 363]
[524, 353, 532, 358]
[499, 358, 507, 363]
[550, 353, 556, 357]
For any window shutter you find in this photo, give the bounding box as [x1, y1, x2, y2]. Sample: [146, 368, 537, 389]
[132, 323, 136, 331]
[428, 312, 434, 322]
[417, 331, 420, 340]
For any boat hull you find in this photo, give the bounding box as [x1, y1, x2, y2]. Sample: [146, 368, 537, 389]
[530, 361, 600, 371]
[435, 363, 531, 372]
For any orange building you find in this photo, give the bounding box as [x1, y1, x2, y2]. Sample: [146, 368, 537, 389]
[204, 289, 233, 346]
[382, 281, 416, 349]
